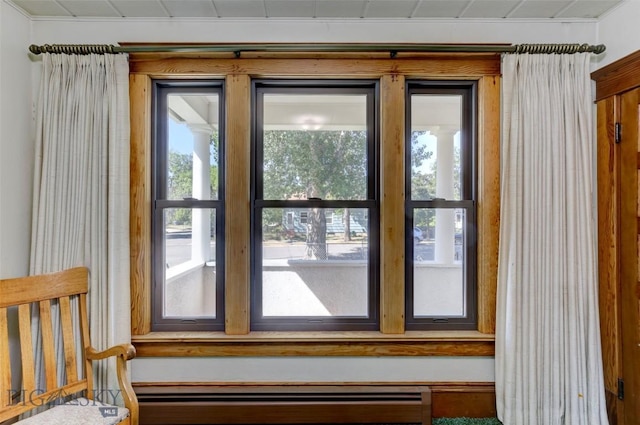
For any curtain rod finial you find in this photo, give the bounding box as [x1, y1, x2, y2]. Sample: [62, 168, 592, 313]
[29, 44, 44, 55]
[594, 44, 606, 54]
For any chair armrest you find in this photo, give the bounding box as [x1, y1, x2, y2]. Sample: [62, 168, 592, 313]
[86, 343, 139, 425]
[86, 343, 136, 361]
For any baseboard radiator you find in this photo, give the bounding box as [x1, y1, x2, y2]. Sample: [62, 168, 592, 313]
[135, 384, 432, 425]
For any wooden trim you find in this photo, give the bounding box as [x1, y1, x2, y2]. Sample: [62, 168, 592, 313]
[476, 75, 500, 334]
[592, 50, 640, 101]
[597, 97, 621, 395]
[132, 330, 493, 340]
[380, 74, 405, 334]
[132, 331, 494, 357]
[130, 74, 153, 335]
[134, 382, 454, 393]
[128, 54, 501, 346]
[431, 384, 496, 418]
[130, 56, 501, 78]
[125, 49, 501, 61]
[225, 74, 251, 335]
[133, 340, 494, 357]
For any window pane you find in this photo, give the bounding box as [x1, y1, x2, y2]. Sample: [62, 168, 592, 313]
[413, 208, 465, 317]
[262, 94, 368, 200]
[261, 207, 369, 317]
[164, 208, 217, 318]
[410, 95, 462, 200]
[166, 94, 220, 200]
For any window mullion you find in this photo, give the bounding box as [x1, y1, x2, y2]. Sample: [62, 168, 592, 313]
[380, 74, 406, 334]
[225, 74, 252, 335]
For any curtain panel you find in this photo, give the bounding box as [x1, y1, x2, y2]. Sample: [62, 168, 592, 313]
[30, 53, 130, 403]
[496, 53, 608, 424]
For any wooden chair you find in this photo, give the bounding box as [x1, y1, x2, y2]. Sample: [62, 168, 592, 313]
[0, 267, 138, 424]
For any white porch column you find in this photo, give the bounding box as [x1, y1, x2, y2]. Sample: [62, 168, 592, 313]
[190, 124, 212, 263]
[434, 128, 457, 264]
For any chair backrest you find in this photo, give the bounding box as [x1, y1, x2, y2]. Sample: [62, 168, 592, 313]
[0, 267, 94, 422]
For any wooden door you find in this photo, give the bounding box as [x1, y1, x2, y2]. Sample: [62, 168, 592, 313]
[619, 87, 640, 425]
[598, 87, 640, 425]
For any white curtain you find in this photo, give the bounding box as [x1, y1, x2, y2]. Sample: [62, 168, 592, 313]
[30, 53, 130, 402]
[496, 53, 608, 424]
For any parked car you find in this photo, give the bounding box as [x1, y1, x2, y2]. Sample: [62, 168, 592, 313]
[413, 227, 424, 244]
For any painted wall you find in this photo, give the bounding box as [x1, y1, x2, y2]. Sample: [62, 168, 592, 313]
[30, 17, 597, 47]
[595, 0, 640, 69]
[133, 356, 495, 383]
[0, 0, 32, 397]
[8, 14, 605, 385]
[0, 0, 33, 279]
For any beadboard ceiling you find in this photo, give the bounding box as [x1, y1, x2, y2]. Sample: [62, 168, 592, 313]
[5, 0, 624, 20]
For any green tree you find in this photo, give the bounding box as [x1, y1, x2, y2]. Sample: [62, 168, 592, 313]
[209, 132, 220, 199]
[167, 150, 193, 226]
[166, 131, 220, 226]
[410, 131, 461, 238]
[263, 129, 367, 258]
[410, 131, 435, 235]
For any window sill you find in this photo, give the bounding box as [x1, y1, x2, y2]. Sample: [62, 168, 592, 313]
[132, 331, 495, 357]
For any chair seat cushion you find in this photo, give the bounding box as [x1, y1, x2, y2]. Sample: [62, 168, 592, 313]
[15, 397, 129, 425]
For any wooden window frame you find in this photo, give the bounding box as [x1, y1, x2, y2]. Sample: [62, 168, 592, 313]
[129, 52, 501, 357]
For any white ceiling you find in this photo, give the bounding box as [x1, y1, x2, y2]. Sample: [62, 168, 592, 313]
[6, 0, 624, 20]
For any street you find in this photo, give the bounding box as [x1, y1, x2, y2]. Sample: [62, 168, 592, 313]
[165, 238, 440, 266]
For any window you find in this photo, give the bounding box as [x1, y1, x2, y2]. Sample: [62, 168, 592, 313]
[326, 212, 334, 225]
[405, 82, 477, 330]
[252, 81, 379, 331]
[130, 53, 500, 355]
[299, 211, 308, 224]
[151, 81, 225, 331]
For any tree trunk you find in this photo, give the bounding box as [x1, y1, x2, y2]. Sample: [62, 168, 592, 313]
[306, 207, 327, 259]
[343, 208, 351, 242]
[305, 133, 328, 259]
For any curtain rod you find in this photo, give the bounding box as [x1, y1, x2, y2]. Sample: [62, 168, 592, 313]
[28, 43, 606, 56]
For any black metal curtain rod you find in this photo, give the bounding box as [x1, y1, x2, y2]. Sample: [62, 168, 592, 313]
[28, 43, 606, 56]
